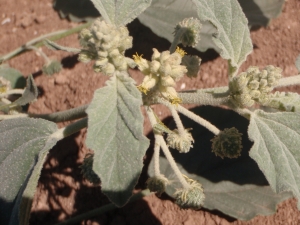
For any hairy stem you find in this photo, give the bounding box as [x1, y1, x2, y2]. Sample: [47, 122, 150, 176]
[169, 27, 188, 53]
[0, 89, 24, 97]
[30, 104, 88, 122]
[26, 46, 51, 64]
[153, 141, 161, 177]
[0, 21, 92, 62]
[168, 104, 186, 136]
[54, 189, 151, 225]
[157, 98, 220, 135]
[276, 75, 300, 88]
[146, 106, 190, 189]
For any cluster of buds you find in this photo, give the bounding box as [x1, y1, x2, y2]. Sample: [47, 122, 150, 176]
[174, 174, 205, 209]
[229, 65, 282, 107]
[166, 128, 194, 153]
[134, 47, 187, 104]
[78, 19, 134, 75]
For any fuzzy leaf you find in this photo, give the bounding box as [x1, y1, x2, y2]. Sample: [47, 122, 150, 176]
[249, 110, 300, 209]
[0, 65, 26, 89]
[264, 92, 300, 112]
[14, 75, 38, 106]
[148, 106, 292, 220]
[191, 0, 252, 68]
[90, 0, 152, 26]
[86, 72, 149, 206]
[0, 118, 58, 225]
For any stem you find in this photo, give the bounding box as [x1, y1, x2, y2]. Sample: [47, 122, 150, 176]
[156, 135, 190, 189]
[276, 75, 300, 88]
[167, 104, 185, 136]
[54, 189, 151, 225]
[157, 98, 220, 135]
[0, 21, 93, 62]
[153, 141, 161, 177]
[26, 46, 50, 64]
[178, 89, 230, 105]
[30, 104, 88, 122]
[169, 27, 188, 53]
[145, 106, 190, 189]
[0, 113, 28, 120]
[0, 89, 24, 97]
[62, 117, 88, 138]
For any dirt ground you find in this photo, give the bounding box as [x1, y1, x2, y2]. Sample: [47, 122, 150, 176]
[1, 0, 300, 224]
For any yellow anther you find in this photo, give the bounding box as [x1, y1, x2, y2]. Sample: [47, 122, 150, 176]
[133, 52, 144, 63]
[137, 85, 149, 95]
[175, 47, 187, 57]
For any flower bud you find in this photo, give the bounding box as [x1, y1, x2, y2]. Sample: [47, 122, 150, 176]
[211, 127, 242, 159]
[166, 128, 194, 153]
[147, 175, 170, 196]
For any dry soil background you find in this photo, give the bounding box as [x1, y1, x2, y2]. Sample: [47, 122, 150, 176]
[0, 0, 300, 224]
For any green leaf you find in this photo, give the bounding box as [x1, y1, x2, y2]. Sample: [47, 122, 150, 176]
[249, 110, 300, 209]
[13, 75, 38, 106]
[90, 0, 152, 26]
[191, 0, 253, 68]
[264, 92, 300, 112]
[0, 118, 58, 225]
[148, 106, 292, 220]
[86, 72, 149, 206]
[0, 65, 26, 89]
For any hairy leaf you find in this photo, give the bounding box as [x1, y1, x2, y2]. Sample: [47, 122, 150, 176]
[86, 72, 149, 206]
[90, 0, 152, 26]
[0, 65, 26, 89]
[0, 118, 58, 225]
[249, 110, 300, 209]
[264, 92, 300, 112]
[191, 0, 253, 68]
[148, 106, 292, 220]
[13, 75, 38, 106]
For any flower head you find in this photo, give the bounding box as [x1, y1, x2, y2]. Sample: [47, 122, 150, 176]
[166, 128, 194, 153]
[147, 175, 170, 196]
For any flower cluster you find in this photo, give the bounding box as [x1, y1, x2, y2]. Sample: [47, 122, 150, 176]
[174, 17, 202, 47]
[134, 47, 187, 104]
[0, 76, 10, 94]
[166, 128, 194, 153]
[229, 65, 282, 107]
[78, 19, 134, 75]
[174, 174, 205, 209]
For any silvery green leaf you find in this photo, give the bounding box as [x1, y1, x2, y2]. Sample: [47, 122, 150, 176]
[44, 39, 81, 53]
[0, 118, 58, 225]
[86, 72, 149, 206]
[249, 110, 300, 209]
[191, 0, 253, 68]
[13, 75, 38, 106]
[295, 54, 300, 72]
[264, 92, 300, 112]
[0, 65, 26, 89]
[90, 0, 152, 26]
[149, 106, 292, 220]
